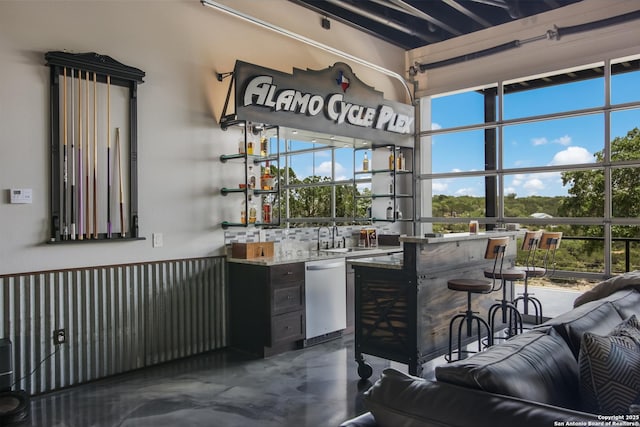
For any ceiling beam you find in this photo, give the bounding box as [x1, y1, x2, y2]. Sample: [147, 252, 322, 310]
[441, 0, 492, 28]
[387, 0, 463, 36]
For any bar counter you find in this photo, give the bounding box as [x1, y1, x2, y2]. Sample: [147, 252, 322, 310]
[349, 231, 518, 379]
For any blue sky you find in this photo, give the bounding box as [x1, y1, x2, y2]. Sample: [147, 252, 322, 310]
[283, 66, 639, 198]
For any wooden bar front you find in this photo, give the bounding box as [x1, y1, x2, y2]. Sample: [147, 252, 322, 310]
[351, 232, 518, 378]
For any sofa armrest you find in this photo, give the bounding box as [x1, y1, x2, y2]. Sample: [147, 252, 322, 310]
[364, 369, 599, 427]
[339, 412, 378, 427]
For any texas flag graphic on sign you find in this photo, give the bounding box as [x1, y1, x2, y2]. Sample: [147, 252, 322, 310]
[336, 71, 350, 92]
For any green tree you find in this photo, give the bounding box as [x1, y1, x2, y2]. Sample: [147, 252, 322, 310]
[559, 127, 640, 239]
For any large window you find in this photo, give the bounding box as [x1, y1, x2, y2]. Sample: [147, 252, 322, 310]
[277, 130, 369, 226]
[421, 55, 640, 279]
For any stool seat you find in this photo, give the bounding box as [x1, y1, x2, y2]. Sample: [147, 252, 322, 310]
[516, 266, 546, 278]
[447, 279, 493, 293]
[484, 268, 526, 281]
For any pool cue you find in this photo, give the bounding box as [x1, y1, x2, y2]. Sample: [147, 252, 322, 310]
[116, 127, 126, 238]
[85, 71, 90, 239]
[62, 67, 68, 240]
[70, 69, 77, 240]
[107, 75, 112, 238]
[78, 70, 84, 241]
[93, 72, 98, 239]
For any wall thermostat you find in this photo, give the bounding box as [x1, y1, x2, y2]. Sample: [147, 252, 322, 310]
[10, 188, 32, 204]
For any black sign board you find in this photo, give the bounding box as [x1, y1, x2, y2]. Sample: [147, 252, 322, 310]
[231, 61, 414, 145]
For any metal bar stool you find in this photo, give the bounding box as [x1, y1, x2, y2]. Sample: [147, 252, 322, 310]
[445, 237, 509, 362]
[514, 230, 545, 324]
[486, 237, 526, 342]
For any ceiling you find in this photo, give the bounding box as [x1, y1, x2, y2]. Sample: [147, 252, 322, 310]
[289, 0, 583, 51]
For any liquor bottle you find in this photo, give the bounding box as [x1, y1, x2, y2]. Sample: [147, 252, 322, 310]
[248, 195, 257, 224]
[260, 135, 268, 157]
[397, 152, 404, 170]
[261, 161, 273, 190]
[395, 206, 403, 220]
[248, 165, 257, 189]
[389, 151, 395, 170]
[362, 152, 369, 172]
[386, 201, 394, 220]
[262, 197, 272, 223]
[240, 199, 246, 224]
[247, 141, 254, 155]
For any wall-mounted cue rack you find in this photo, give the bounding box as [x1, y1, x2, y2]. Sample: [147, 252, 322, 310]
[45, 51, 145, 243]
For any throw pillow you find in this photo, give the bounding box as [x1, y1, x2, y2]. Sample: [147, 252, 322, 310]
[579, 315, 640, 414]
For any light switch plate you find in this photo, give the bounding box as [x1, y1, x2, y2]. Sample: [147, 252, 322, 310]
[10, 188, 32, 204]
[152, 233, 163, 248]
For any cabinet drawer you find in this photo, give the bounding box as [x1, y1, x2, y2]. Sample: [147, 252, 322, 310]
[272, 282, 304, 315]
[271, 310, 305, 345]
[270, 263, 304, 283]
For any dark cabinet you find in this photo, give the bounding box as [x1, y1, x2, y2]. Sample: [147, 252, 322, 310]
[228, 262, 305, 357]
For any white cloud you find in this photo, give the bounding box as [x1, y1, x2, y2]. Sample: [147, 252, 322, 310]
[314, 161, 347, 177]
[523, 178, 545, 192]
[554, 135, 572, 146]
[531, 134, 572, 147]
[432, 182, 448, 193]
[504, 187, 517, 195]
[431, 122, 442, 130]
[455, 187, 478, 196]
[550, 146, 594, 165]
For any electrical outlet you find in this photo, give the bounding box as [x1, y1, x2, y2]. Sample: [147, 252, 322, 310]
[152, 233, 163, 248]
[53, 329, 66, 345]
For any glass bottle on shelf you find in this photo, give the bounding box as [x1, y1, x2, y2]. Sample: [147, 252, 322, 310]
[388, 179, 394, 194]
[248, 195, 258, 224]
[247, 140, 254, 155]
[397, 152, 404, 171]
[386, 201, 394, 220]
[261, 161, 273, 190]
[260, 135, 268, 157]
[388, 151, 395, 170]
[362, 152, 369, 172]
[395, 205, 403, 220]
[248, 165, 257, 189]
[262, 196, 272, 224]
[240, 199, 246, 224]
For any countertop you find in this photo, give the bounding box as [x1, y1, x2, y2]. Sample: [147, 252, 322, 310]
[346, 253, 404, 270]
[400, 231, 519, 244]
[226, 245, 403, 266]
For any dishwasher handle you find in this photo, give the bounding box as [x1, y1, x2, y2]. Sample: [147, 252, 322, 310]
[306, 262, 344, 271]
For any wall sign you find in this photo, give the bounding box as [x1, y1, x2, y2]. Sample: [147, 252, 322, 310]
[226, 61, 414, 144]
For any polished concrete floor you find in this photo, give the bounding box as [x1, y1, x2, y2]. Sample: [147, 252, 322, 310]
[17, 287, 579, 427]
[21, 334, 424, 427]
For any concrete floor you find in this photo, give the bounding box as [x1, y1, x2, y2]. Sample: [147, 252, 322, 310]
[14, 286, 582, 427]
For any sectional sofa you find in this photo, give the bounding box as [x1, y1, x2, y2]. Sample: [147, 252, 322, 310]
[341, 274, 640, 427]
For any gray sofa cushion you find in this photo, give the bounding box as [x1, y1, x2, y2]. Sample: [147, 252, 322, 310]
[364, 368, 598, 427]
[537, 298, 624, 359]
[579, 315, 640, 415]
[435, 329, 581, 410]
[606, 288, 640, 320]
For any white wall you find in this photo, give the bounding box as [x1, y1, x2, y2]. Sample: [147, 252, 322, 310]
[407, 0, 640, 97]
[0, 0, 405, 274]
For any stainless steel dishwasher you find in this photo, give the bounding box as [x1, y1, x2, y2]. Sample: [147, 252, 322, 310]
[304, 259, 347, 346]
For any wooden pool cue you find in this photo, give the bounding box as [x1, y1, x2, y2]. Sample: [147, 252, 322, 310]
[93, 72, 98, 239]
[62, 67, 68, 240]
[116, 128, 126, 238]
[107, 75, 112, 238]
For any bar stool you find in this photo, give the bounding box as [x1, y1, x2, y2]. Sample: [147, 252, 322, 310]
[486, 237, 526, 342]
[514, 230, 545, 324]
[445, 237, 509, 362]
[514, 231, 562, 325]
